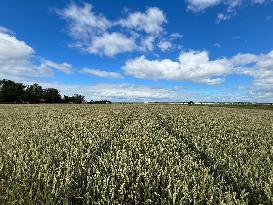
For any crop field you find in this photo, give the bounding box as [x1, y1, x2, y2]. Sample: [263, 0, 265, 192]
[0, 104, 273, 204]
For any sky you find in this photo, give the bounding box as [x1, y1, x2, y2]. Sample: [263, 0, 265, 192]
[0, 0, 273, 102]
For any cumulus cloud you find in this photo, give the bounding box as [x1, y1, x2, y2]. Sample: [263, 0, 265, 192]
[88, 32, 137, 56]
[234, 51, 273, 90]
[58, 3, 138, 56]
[40, 81, 273, 102]
[123, 50, 231, 84]
[0, 31, 34, 61]
[140, 36, 155, 51]
[216, 12, 233, 23]
[58, 2, 110, 40]
[117, 7, 167, 34]
[158, 40, 172, 51]
[186, 0, 269, 22]
[37, 82, 199, 101]
[186, 0, 266, 12]
[186, 0, 222, 12]
[58, 2, 172, 56]
[0, 31, 45, 79]
[0, 31, 72, 80]
[33, 78, 273, 103]
[230, 53, 258, 66]
[81, 68, 123, 79]
[123, 49, 273, 95]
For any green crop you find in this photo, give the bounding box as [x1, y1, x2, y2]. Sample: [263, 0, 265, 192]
[0, 104, 273, 204]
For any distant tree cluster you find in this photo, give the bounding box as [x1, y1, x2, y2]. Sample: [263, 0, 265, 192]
[88, 100, 111, 104]
[63, 94, 85, 104]
[0, 79, 85, 104]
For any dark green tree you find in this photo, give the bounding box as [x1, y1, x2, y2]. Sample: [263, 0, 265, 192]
[72, 94, 85, 104]
[0, 79, 26, 103]
[62, 95, 71, 103]
[0, 79, 87, 104]
[62, 94, 85, 104]
[44, 88, 62, 103]
[25, 83, 44, 103]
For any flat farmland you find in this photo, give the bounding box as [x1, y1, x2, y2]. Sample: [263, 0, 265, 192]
[0, 104, 273, 204]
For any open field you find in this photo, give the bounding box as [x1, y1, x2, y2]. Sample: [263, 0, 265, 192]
[199, 104, 273, 111]
[1, 104, 273, 204]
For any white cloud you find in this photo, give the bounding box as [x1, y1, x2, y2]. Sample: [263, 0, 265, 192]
[140, 36, 155, 51]
[235, 51, 273, 90]
[213, 42, 221, 48]
[170, 33, 183, 39]
[0, 31, 46, 80]
[37, 82, 199, 101]
[227, 0, 242, 9]
[216, 12, 232, 22]
[0, 26, 13, 34]
[117, 7, 167, 34]
[58, 3, 139, 57]
[81, 68, 123, 79]
[88, 32, 137, 56]
[252, 0, 266, 4]
[58, 3, 171, 56]
[230, 53, 258, 66]
[158, 40, 172, 51]
[186, 0, 266, 12]
[89, 84, 177, 100]
[0, 31, 72, 80]
[186, 0, 269, 22]
[215, 0, 241, 23]
[123, 50, 231, 84]
[123, 49, 273, 97]
[186, 0, 222, 12]
[32, 79, 273, 102]
[40, 60, 73, 74]
[0, 31, 34, 61]
[58, 2, 110, 40]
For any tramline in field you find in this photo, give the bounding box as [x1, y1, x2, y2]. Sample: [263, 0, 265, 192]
[0, 104, 273, 204]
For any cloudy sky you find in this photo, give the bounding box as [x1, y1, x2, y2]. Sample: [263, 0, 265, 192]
[0, 0, 273, 102]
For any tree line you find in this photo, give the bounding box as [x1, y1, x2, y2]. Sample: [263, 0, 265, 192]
[0, 79, 85, 104]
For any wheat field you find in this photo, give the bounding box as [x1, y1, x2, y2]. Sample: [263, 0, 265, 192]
[0, 104, 273, 204]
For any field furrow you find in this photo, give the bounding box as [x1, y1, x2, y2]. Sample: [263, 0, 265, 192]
[0, 104, 273, 204]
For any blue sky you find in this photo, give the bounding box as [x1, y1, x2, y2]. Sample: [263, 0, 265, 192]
[0, 0, 273, 102]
